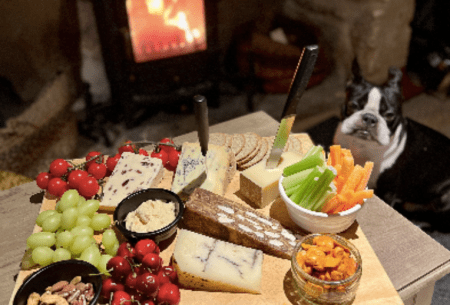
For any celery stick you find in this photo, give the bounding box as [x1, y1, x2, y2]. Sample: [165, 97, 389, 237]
[283, 154, 324, 177]
[285, 183, 301, 197]
[304, 145, 323, 158]
[289, 167, 321, 206]
[314, 188, 336, 212]
[300, 168, 336, 210]
[282, 168, 314, 190]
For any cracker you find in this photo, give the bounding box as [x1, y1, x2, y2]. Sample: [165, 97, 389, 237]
[237, 138, 262, 168]
[231, 134, 245, 156]
[292, 133, 314, 155]
[239, 137, 270, 170]
[224, 133, 233, 147]
[288, 135, 303, 154]
[235, 132, 261, 162]
[209, 133, 227, 146]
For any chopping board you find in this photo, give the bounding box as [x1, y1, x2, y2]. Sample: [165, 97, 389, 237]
[9, 141, 404, 305]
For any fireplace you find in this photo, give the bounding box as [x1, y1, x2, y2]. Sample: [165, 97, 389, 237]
[91, 0, 220, 127]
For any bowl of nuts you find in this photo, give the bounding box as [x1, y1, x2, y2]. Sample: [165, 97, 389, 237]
[13, 260, 102, 305]
[291, 234, 362, 305]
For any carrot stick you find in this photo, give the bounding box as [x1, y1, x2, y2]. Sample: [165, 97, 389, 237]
[329, 145, 341, 167]
[321, 195, 341, 214]
[341, 165, 364, 193]
[355, 162, 374, 191]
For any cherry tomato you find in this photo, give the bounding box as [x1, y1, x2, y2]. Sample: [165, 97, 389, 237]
[151, 149, 169, 166]
[47, 177, 69, 197]
[36, 172, 53, 190]
[67, 169, 88, 190]
[49, 159, 71, 177]
[88, 162, 107, 180]
[106, 153, 121, 172]
[78, 176, 99, 199]
[168, 149, 181, 169]
[85, 151, 103, 170]
[118, 141, 136, 155]
[158, 138, 175, 154]
[139, 148, 149, 156]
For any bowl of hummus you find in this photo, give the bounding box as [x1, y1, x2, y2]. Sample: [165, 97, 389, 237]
[114, 188, 184, 244]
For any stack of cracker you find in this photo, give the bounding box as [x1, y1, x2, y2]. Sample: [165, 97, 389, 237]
[198, 132, 311, 171]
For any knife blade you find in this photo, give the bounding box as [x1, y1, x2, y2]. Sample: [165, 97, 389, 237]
[265, 45, 319, 169]
[193, 94, 209, 157]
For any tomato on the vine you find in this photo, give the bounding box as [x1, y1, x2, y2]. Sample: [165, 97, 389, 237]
[151, 149, 169, 166]
[49, 159, 71, 177]
[88, 162, 107, 180]
[168, 149, 181, 169]
[78, 176, 100, 199]
[47, 177, 69, 197]
[138, 148, 149, 156]
[67, 169, 89, 190]
[36, 172, 53, 190]
[118, 141, 136, 155]
[107, 153, 121, 172]
[85, 151, 103, 170]
[158, 138, 175, 155]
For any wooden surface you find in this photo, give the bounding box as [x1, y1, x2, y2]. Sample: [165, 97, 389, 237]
[2, 111, 450, 305]
[9, 159, 403, 305]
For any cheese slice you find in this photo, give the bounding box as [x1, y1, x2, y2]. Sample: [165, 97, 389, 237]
[101, 152, 164, 207]
[172, 229, 263, 294]
[171, 143, 230, 199]
[239, 151, 302, 208]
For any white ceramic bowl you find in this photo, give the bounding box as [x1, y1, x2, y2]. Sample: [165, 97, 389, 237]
[279, 176, 364, 233]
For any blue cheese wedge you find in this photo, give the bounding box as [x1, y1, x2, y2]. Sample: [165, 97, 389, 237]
[101, 152, 164, 207]
[172, 229, 263, 294]
[171, 143, 231, 199]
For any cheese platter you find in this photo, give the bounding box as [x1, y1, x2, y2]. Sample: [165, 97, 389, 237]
[9, 132, 403, 305]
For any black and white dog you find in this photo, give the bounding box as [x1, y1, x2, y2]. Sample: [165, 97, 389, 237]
[334, 60, 450, 228]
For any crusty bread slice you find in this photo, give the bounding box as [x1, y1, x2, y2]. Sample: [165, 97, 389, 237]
[181, 188, 299, 259]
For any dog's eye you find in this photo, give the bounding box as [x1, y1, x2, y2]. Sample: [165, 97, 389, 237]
[350, 101, 360, 110]
[384, 111, 395, 121]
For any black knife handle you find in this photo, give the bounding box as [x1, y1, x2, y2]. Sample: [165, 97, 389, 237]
[193, 95, 209, 156]
[282, 45, 319, 118]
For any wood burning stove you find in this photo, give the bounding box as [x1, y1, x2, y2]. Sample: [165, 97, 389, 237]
[91, 0, 220, 127]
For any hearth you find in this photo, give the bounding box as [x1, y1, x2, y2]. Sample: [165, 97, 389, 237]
[91, 0, 220, 127]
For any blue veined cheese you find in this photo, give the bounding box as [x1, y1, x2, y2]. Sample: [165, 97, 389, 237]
[172, 229, 263, 294]
[171, 143, 230, 198]
[100, 152, 164, 207]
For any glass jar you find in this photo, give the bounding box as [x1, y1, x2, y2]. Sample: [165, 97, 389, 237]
[291, 233, 362, 305]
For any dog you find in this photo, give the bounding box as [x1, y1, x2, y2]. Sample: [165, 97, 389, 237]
[334, 60, 450, 229]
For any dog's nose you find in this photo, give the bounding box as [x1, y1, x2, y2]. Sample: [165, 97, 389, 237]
[362, 113, 378, 127]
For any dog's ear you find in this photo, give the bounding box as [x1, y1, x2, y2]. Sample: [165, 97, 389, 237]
[350, 58, 363, 84]
[387, 67, 403, 89]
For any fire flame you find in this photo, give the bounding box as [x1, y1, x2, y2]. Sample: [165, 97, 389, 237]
[126, 0, 206, 62]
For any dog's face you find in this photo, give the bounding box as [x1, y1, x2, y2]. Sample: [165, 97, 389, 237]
[340, 60, 405, 146]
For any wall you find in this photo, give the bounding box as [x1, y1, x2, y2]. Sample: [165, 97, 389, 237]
[0, 0, 81, 103]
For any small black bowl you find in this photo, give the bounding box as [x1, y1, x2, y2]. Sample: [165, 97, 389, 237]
[114, 188, 184, 245]
[13, 260, 102, 305]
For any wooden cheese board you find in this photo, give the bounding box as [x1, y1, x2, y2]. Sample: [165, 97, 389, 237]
[9, 135, 404, 305]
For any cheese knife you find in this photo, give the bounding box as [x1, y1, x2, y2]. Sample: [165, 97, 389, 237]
[266, 44, 319, 169]
[194, 94, 209, 157]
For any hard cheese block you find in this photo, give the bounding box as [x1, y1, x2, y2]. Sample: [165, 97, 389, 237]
[171, 143, 230, 199]
[239, 151, 302, 208]
[172, 229, 263, 294]
[183, 188, 299, 259]
[101, 152, 164, 207]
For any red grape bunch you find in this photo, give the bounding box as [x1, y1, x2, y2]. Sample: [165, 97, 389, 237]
[102, 239, 180, 305]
